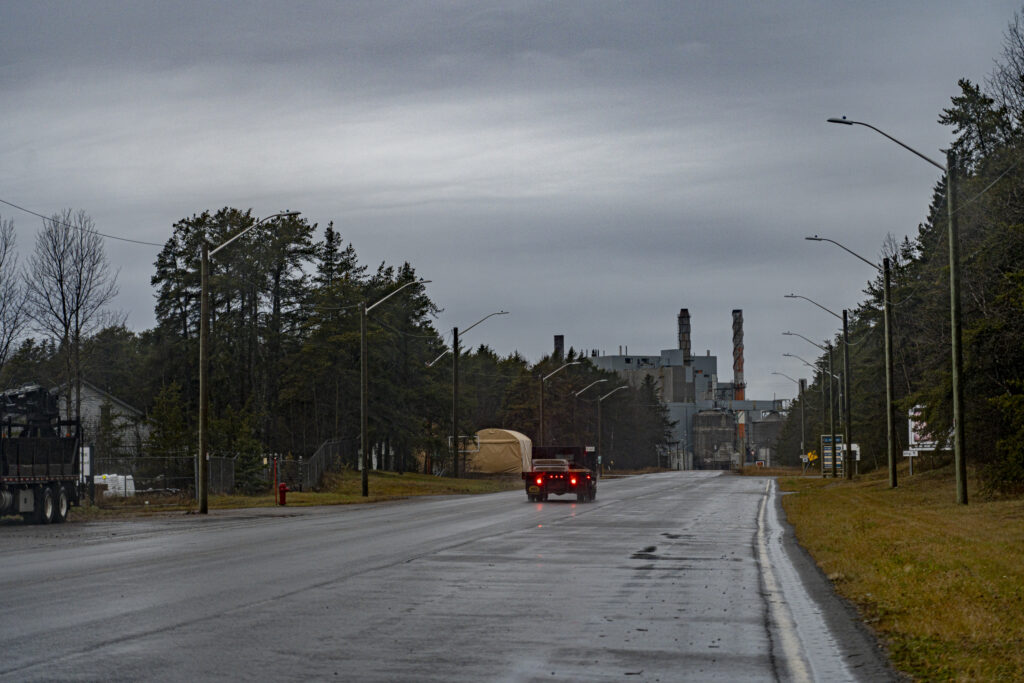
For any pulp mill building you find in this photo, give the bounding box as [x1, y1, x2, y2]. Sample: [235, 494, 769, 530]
[587, 309, 786, 469]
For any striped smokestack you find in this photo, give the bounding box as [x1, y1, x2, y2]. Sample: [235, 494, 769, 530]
[678, 308, 691, 364]
[732, 309, 745, 400]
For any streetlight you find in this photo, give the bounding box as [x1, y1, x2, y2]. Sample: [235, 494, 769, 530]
[446, 311, 508, 478]
[574, 379, 608, 455]
[806, 235, 896, 488]
[597, 385, 628, 474]
[785, 294, 852, 480]
[361, 278, 431, 497]
[828, 116, 966, 504]
[772, 371, 806, 467]
[538, 361, 581, 446]
[782, 351, 832, 474]
[783, 328, 838, 479]
[574, 379, 608, 397]
[198, 210, 300, 514]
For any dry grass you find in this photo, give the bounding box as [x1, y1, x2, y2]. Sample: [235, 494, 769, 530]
[780, 464, 1024, 681]
[71, 471, 521, 519]
[736, 465, 808, 477]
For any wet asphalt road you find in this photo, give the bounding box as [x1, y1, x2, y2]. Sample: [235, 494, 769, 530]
[0, 472, 897, 681]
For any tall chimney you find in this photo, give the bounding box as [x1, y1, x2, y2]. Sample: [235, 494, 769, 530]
[677, 308, 692, 364]
[554, 335, 564, 359]
[732, 309, 745, 400]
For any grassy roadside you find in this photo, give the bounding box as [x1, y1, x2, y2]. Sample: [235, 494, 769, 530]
[779, 465, 1024, 681]
[71, 470, 522, 519]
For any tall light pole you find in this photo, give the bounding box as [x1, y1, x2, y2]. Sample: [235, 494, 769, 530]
[574, 379, 608, 398]
[360, 278, 431, 497]
[446, 311, 508, 478]
[772, 371, 805, 466]
[782, 334, 837, 478]
[783, 351, 834, 438]
[806, 235, 896, 488]
[575, 379, 608, 454]
[198, 211, 300, 514]
[597, 385, 628, 473]
[785, 294, 852, 479]
[828, 116, 966, 504]
[539, 361, 581, 446]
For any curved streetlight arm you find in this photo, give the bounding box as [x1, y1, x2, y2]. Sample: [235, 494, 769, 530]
[427, 310, 508, 367]
[772, 371, 799, 385]
[461, 310, 509, 336]
[805, 235, 880, 271]
[782, 331, 827, 352]
[599, 385, 628, 402]
[575, 379, 608, 397]
[367, 279, 431, 313]
[210, 211, 301, 257]
[827, 118, 946, 171]
[785, 353, 838, 379]
[426, 349, 451, 368]
[543, 361, 581, 382]
[785, 293, 842, 321]
[783, 352, 817, 369]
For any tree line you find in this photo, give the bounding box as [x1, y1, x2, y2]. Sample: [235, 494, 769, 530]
[0, 207, 673, 480]
[775, 12, 1024, 494]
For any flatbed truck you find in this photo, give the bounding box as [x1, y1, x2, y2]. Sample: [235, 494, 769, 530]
[522, 445, 597, 503]
[1, 385, 81, 523]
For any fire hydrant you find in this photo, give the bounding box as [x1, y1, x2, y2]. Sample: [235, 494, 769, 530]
[277, 482, 289, 506]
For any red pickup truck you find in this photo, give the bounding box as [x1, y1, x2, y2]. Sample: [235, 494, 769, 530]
[523, 445, 597, 503]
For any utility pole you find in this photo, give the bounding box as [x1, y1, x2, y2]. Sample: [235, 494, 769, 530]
[360, 300, 369, 497]
[883, 257, 897, 489]
[843, 310, 852, 480]
[828, 341, 837, 478]
[799, 378, 807, 465]
[198, 241, 209, 514]
[452, 326, 460, 478]
[538, 376, 545, 446]
[947, 151, 967, 505]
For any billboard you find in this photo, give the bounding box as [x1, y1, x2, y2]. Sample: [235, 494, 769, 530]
[908, 405, 940, 451]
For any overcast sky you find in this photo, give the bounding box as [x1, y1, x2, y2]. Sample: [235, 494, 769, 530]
[2, 1, 1019, 401]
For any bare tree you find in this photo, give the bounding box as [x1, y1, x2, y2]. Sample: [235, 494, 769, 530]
[987, 11, 1024, 123]
[24, 209, 118, 419]
[0, 215, 29, 379]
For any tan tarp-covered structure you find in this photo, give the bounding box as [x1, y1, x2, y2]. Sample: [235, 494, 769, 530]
[465, 428, 532, 474]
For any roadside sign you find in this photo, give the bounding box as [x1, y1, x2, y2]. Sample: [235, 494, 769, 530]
[903, 450, 919, 458]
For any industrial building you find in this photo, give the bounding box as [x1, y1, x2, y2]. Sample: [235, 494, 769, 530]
[588, 309, 786, 469]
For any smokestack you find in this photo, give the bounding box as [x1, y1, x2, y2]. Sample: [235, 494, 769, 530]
[554, 335, 564, 359]
[732, 309, 745, 400]
[677, 308, 692, 364]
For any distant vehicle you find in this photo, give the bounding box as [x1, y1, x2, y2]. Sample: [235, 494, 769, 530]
[0, 385, 82, 523]
[522, 445, 597, 503]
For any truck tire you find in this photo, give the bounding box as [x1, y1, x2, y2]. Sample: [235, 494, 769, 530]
[54, 485, 69, 523]
[576, 490, 587, 503]
[34, 486, 55, 524]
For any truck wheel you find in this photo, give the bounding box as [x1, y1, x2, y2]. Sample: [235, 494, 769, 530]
[576, 490, 587, 503]
[35, 486, 55, 524]
[54, 485, 69, 523]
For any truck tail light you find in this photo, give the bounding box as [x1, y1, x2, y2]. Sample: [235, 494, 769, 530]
[570, 477, 577, 486]
[535, 477, 543, 486]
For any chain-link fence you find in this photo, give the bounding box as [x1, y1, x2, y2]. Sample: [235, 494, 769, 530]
[271, 439, 356, 491]
[89, 448, 237, 505]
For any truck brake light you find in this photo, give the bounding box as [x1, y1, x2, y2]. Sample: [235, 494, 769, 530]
[570, 477, 577, 486]
[535, 477, 543, 486]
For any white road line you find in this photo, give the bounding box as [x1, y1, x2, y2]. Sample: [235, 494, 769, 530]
[757, 479, 856, 682]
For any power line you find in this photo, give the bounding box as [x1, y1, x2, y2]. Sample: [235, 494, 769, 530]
[0, 198, 164, 247]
